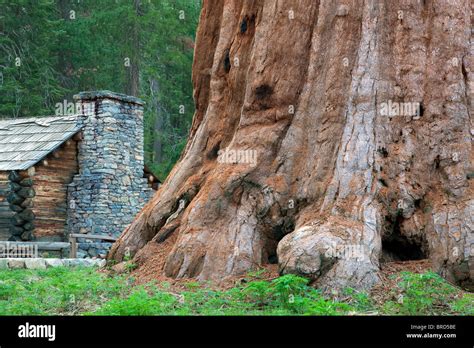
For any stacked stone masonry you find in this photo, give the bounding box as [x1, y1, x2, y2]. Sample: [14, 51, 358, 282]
[67, 91, 154, 257]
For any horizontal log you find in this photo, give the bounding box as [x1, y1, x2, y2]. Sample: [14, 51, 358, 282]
[33, 192, 68, 198]
[33, 200, 66, 206]
[20, 178, 33, 187]
[23, 222, 35, 231]
[18, 209, 35, 222]
[33, 209, 65, 215]
[34, 212, 66, 219]
[36, 187, 67, 199]
[0, 212, 15, 219]
[18, 187, 35, 199]
[34, 223, 64, 229]
[34, 214, 66, 220]
[35, 224, 64, 230]
[9, 204, 23, 213]
[36, 159, 77, 167]
[33, 202, 67, 209]
[33, 198, 66, 204]
[21, 199, 33, 208]
[18, 170, 32, 179]
[33, 184, 68, 190]
[34, 230, 64, 238]
[35, 231, 64, 238]
[11, 226, 24, 236]
[34, 216, 65, 222]
[8, 171, 21, 183]
[35, 167, 77, 175]
[69, 233, 117, 242]
[9, 182, 22, 192]
[36, 160, 76, 167]
[33, 199, 66, 205]
[35, 229, 64, 236]
[20, 230, 33, 241]
[10, 215, 25, 226]
[35, 229, 64, 235]
[8, 236, 22, 241]
[6, 192, 23, 205]
[35, 170, 77, 178]
[34, 187, 67, 193]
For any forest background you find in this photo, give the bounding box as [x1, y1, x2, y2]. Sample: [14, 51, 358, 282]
[0, 0, 201, 180]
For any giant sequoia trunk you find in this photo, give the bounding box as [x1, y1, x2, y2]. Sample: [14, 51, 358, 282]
[110, 0, 473, 291]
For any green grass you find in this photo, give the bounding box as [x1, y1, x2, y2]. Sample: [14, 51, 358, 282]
[380, 272, 474, 315]
[0, 267, 471, 316]
[0, 267, 128, 315]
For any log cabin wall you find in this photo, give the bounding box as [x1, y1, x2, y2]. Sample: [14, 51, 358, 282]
[32, 139, 78, 241]
[0, 172, 13, 240]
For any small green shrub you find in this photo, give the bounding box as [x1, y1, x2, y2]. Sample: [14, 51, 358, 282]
[343, 287, 374, 312]
[381, 272, 461, 315]
[271, 274, 309, 307]
[243, 281, 272, 307]
[450, 293, 474, 315]
[92, 287, 177, 315]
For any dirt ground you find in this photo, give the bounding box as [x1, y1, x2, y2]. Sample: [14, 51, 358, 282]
[371, 259, 434, 304]
[118, 240, 434, 295]
[128, 236, 280, 291]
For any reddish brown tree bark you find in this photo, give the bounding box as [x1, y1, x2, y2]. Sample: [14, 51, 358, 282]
[110, 0, 473, 291]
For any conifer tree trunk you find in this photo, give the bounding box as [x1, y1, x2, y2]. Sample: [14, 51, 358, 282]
[110, 0, 473, 291]
[126, 0, 141, 97]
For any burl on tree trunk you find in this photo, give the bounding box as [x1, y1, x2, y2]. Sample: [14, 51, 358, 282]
[110, 0, 473, 291]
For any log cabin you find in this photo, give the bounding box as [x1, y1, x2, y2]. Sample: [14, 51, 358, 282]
[0, 91, 159, 257]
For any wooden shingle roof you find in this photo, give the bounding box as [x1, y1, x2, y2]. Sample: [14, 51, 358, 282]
[0, 116, 82, 171]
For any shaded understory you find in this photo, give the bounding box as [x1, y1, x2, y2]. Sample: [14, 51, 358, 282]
[0, 266, 472, 316]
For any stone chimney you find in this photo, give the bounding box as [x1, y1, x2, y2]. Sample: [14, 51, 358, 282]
[68, 91, 152, 258]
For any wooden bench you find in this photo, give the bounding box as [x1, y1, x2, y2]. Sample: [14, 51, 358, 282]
[69, 233, 117, 258]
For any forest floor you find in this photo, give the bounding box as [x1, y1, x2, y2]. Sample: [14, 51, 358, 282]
[0, 260, 472, 316]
